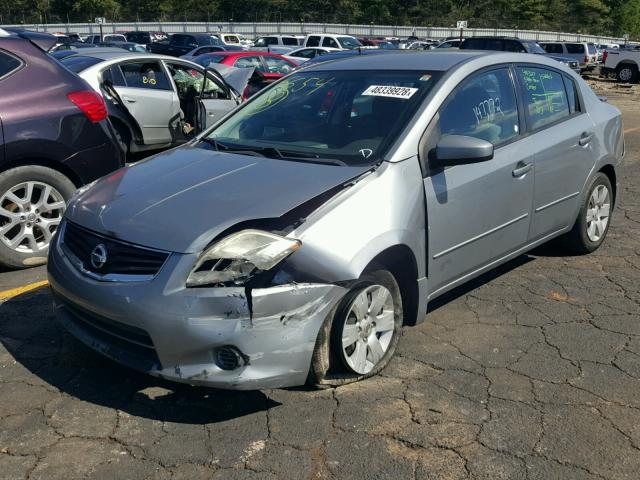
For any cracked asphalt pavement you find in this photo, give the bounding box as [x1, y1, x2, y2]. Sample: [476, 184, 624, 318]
[1, 92, 640, 480]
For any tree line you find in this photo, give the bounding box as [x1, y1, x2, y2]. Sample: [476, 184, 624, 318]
[2, 0, 639, 38]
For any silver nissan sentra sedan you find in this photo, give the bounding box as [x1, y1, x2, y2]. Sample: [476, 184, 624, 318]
[48, 51, 624, 389]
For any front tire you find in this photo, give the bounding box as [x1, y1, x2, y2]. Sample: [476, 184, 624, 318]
[562, 173, 613, 255]
[309, 270, 403, 386]
[0, 166, 75, 269]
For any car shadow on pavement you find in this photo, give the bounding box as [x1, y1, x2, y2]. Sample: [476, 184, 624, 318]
[0, 289, 281, 425]
[427, 253, 536, 313]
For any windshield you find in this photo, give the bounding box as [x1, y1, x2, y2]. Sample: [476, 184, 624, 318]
[60, 55, 103, 72]
[339, 36, 362, 49]
[523, 41, 546, 54]
[204, 70, 442, 165]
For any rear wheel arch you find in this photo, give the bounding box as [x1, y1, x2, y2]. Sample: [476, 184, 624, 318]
[362, 244, 420, 327]
[1, 157, 82, 188]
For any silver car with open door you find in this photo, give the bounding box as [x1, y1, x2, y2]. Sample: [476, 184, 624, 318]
[59, 52, 249, 158]
[48, 51, 624, 390]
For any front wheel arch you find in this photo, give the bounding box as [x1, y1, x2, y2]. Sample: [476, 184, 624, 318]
[362, 245, 420, 327]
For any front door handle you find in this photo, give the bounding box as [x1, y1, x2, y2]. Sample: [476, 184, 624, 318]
[512, 162, 532, 177]
[579, 132, 593, 146]
[123, 96, 137, 104]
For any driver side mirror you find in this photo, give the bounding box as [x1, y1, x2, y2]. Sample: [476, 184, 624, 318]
[430, 135, 494, 169]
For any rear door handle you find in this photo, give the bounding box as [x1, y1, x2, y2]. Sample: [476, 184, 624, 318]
[512, 162, 532, 177]
[123, 97, 137, 103]
[579, 132, 593, 146]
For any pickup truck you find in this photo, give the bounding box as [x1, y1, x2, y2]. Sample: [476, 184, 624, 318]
[147, 33, 220, 57]
[602, 49, 640, 83]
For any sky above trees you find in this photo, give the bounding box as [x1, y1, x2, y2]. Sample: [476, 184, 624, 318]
[2, 0, 639, 38]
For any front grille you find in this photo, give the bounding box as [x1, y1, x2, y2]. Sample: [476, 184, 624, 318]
[62, 221, 169, 278]
[57, 295, 161, 370]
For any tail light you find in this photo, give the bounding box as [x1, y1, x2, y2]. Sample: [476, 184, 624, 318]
[67, 91, 108, 123]
[603, 51, 608, 63]
[584, 55, 589, 64]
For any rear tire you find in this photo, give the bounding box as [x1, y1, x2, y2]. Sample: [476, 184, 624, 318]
[561, 173, 613, 255]
[616, 64, 639, 83]
[0, 166, 75, 269]
[308, 270, 403, 387]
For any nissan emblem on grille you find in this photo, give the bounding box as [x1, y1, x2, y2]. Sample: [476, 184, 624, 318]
[90, 244, 108, 269]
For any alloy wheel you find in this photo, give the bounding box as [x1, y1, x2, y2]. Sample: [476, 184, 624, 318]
[619, 67, 633, 82]
[586, 184, 611, 242]
[0, 181, 66, 254]
[341, 284, 396, 375]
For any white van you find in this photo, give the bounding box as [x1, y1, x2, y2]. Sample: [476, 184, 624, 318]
[303, 34, 362, 50]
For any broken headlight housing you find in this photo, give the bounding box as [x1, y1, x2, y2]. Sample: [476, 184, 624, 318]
[186, 230, 301, 287]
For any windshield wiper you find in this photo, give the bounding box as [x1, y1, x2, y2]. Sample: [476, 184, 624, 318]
[259, 147, 347, 166]
[199, 139, 345, 166]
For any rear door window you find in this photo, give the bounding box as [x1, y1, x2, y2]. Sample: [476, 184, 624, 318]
[516, 66, 570, 130]
[439, 68, 520, 146]
[120, 62, 172, 90]
[307, 36, 321, 47]
[282, 37, 298, 46]
[541, 43, 563, 54]
[563, 76, 580, 114]
[323, 37, 340, 48]
[0, 50, 22, 80]
[102, 65, 126, 87]
[503, 40, 526, 52]
[461, 38, 485, 49]
[565, 43, 585, 54]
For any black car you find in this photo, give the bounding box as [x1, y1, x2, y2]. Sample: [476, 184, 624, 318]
[124, 31, 166, 45]
[147, 33, 220, 57]
[460, 36, 581, 73]
[0, 29, 123, 268]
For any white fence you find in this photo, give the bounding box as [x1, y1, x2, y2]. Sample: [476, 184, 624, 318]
[1, 21, 626, 44]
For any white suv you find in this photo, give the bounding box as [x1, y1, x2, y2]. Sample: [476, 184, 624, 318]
[303, 34, 362, 50]
[539, 42, 598, 72]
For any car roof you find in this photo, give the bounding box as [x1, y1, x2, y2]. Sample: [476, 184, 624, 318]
[68, 51, 179, 62]
[302, 50, 530, 72]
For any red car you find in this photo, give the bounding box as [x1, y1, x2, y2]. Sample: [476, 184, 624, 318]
[193, 51, 297, 85]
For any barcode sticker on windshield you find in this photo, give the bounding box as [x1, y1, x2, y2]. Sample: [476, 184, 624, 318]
[362, 85, 418, 99]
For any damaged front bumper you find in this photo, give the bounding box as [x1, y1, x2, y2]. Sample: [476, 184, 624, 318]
[48, 242, 347, 390]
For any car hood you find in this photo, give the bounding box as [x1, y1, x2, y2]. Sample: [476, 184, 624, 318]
[65, 146, 371, 253]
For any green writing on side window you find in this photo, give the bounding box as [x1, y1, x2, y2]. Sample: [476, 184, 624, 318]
[521, 69, 564, 116]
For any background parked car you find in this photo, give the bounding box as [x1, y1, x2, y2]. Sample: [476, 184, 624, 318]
[84, 34, 127, 44]
[284, 47, 342, 64]
[216, 33, 245, 47]
[602, 47, 640, 82]
[539, 41, 598, 72]
[180, 44, 244, 61]
[59, 51, 246, 157]
[148, 33, 220, 57]
[460, 37, 581, 73]
[193, 51, 297, 86]
[435, 39, 461, 49]
[97, 41, 147, 53]
[301, 48, 403, 66]
[253, 35, 302, 50]
[303, 34, 362, 49]
[125, 31, 166, 48]
[0, 28, 123, 268]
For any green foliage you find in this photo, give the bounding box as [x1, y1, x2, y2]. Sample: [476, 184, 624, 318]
[0, 0, 636, 38]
